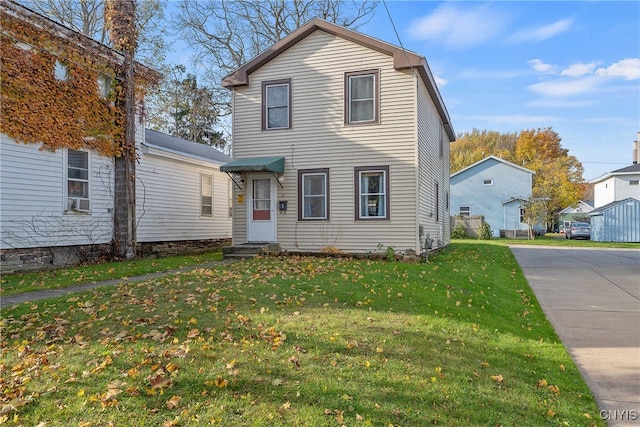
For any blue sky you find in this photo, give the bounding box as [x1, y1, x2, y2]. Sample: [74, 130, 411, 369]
[168, 1, 639, 181]
[360, 1, 639, 181]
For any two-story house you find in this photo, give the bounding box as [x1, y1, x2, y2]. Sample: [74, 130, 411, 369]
[589, 164, 640, 208]
[450, 156, 535, 237]
[220, 18, 455, 255]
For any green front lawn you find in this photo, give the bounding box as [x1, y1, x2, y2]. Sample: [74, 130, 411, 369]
[0, 243, 604, 426]
[0, 251, 223, 296]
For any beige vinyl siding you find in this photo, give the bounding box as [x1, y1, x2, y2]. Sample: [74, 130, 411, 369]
[417, 81, 451, 249]
[0, 134, 114, 249]
[136, 150, 232, 242]
[231, 30, 421, 252]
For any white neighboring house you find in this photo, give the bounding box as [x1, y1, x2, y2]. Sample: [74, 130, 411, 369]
[1, 134, 116, 250]
[589, 164, 640, 208]
[137, 130, 232, 246]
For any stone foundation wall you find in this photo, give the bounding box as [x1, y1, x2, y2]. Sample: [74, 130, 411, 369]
[1, 238, 231, 274]
[137, 239, 231, 258]
[1, 243, 112, 274]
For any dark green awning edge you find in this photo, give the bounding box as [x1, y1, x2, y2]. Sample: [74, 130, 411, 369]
[220, 156, 285, 174]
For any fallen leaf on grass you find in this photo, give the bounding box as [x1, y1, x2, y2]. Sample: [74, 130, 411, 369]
[149, 375, 172, 390]
[491, 375, 504, 383]
[165, 395, 181, 409]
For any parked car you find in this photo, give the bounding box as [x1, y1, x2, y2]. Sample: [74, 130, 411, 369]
[566, 222, 591, 240]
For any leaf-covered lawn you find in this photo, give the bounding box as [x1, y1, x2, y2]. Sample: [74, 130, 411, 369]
[0, 243, 603, 426]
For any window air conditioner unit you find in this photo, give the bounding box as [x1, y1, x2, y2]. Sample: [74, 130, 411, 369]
[70, 198, 90, 212]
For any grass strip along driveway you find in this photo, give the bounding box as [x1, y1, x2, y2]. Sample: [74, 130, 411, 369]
[0, 243, 603, 426]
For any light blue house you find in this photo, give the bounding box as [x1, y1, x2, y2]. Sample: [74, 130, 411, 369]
[450, 156, 535, 237]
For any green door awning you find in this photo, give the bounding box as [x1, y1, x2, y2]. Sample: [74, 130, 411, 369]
[220, 156, 285, 174]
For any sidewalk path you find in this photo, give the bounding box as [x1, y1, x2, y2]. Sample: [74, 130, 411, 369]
[510, 245, 640, 427]
[1, 260, 233, 309]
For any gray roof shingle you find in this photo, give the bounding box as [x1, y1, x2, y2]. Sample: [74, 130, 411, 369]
[144, 129, 231, 164]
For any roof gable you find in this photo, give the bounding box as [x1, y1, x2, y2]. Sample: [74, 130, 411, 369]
[451, 156, 535, 179]
[221, 17, 454, 141]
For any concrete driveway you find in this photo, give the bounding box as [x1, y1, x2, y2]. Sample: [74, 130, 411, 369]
[510, 245, 640, 426]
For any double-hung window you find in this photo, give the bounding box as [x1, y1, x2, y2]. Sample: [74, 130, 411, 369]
[262, 79, 291, 130]
[345, 70, 379, 124]
[459, 206, 470, 216]
[355, 166, 389, 220]
[201, 173, 213, 217]
[298, 169, 329, 220]
[67, 149, 90, 212]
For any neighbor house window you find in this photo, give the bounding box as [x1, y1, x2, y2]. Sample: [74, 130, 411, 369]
[298, 169, 329, 220]
[446, 191, 450, 211]
[201, 173, 213, 217]
[355, 166, 389, 220]
[345, 70, 379, 124]
[459, 206, 470, 216]
[520, 208, 526, 223]
[67, 149, 90, 212]
[630, 180, 639, 185]
[97, 74, 111, 99]
[483, 179, 493, 185]
[262, 79, 291, 130]
[54, 60, 69, 81]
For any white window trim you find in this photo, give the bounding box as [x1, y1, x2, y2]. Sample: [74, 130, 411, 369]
[200, 173, 213, 217]
[262, 79, 291, 130]
[65, 148, 91, 214]
[345, 70, 379, 125]
[459, 206, 470, 216]
[355, 166, 389, 220]
[299, 170, 329, 220]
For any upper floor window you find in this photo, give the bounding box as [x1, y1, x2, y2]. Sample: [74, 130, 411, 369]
[355, 166, 389, 220]
[67, 149, 90, 212]
[459, 206, 470, 216]
[345, 70, 379, 124]
[483, 179, 493, 185]
[201, 173, 213, 217]
[298, 169, 329, 220]
[262, 79, 291, 130]
[54, 60, 69, 81]
[630, 180, 639, 186]
[97, 75, 112, 99]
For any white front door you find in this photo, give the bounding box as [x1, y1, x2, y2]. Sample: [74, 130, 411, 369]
[247, 175, 277, 243]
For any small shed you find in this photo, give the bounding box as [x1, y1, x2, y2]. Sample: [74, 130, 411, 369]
[589, 197, 640, 242]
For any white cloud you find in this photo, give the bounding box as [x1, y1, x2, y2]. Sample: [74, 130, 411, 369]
[459, 114, 560, 125]
[529, 59, 556, 74]
[509, 19, 573, 43]
[456, 68, 522, 80]
[561, 62, 598, 77]
[596, 58, 640, 80]
[528, 76, 600, 97]
[408, 4, 507, 49]
[434, 74, 448, 87]
[527, 98, 596, 108]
